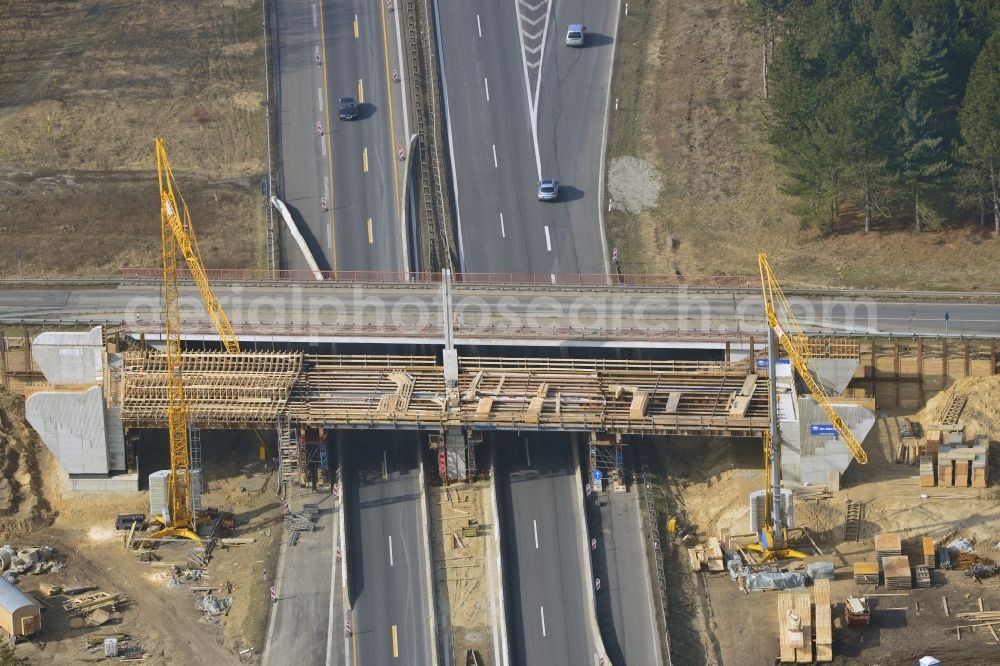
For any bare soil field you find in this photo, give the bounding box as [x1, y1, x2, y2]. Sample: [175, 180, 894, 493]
[606, 0, 1000, 290]
[646, 377, 1000, 665]
[0, 0, 269, 277]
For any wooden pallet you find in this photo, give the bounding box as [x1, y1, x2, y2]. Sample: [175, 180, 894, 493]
[777, 592, 813, 664]
[814, 579, 833, 662]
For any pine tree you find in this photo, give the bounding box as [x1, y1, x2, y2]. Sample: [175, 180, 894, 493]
[960, 30, 1000, 233]
[895, 20, 955, 231]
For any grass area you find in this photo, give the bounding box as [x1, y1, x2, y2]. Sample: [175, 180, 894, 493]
[0, 0, 268, 277]
[606, 0, 1000, 290]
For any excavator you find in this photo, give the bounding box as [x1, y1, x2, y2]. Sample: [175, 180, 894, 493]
[747, 253, 867, 561]
[147, 138, 241, 541]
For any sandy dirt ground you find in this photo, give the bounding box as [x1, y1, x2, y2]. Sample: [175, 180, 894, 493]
[646, 374, 1000, 664]
[0, 403, 281, 665]
[428, 483, 493, 665]
[605, 0, 1000, 290]
[0, 0, 268, 277]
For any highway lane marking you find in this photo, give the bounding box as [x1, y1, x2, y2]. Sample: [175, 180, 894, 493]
[484, 77, 490, 102]
[379, 0, 402, 238]
[351, 609, 358, 666]
[391, 624, 399, 658]
[354, 14, 359, 39]
[312, 3, 317, 27]
[499, 213, 505, 238]
[318, 0, 338, 270]
[389, 534, 394, 566]
[363, 147, 369, 173]
[492, 144, 498, 168]
[544, 225, 551, 252]
[477, 13, 482, 38]
[525, 438, 531, 466]
[317, 88, 323, 112]
[540, 605, 547, 637]
[321, 139, 326, 157]
[514, 0, 551, 178]
[358, 79, 364, 104]
[367, 218, 374, 244]
[533, 519, 539, 549]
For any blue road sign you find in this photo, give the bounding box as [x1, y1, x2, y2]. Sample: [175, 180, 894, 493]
[755, 359, 792, 369]
[592, 470, 603, 482]
[809, 424, 838, 436]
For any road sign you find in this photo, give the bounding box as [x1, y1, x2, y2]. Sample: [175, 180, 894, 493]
[585, 483, 591, 497]
[611, 247, 619, 263]
[592, 469, 603, 482]
[809, 424, 838, 436]
[595, 578, 601, 591]
[438, 451, 447, 477]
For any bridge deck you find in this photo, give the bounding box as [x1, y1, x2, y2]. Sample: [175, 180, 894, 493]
[116, 352, 769, 436]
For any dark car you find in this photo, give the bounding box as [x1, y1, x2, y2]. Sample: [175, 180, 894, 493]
[338, 96, 358, 120]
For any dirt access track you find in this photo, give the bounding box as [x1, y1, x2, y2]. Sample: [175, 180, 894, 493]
[0, 0, 269, 277]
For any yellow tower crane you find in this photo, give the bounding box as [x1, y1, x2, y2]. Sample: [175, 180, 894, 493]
[148, 138, 241, 540]
[747, 253, 868, 561]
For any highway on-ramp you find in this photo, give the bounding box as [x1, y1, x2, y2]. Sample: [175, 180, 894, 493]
[343, 431, 433, 666]
[275, 0, 406, 272]
[436, 0, 617, 274]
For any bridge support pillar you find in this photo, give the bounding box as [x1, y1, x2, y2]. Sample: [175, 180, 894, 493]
[588, 432, 626, 492]
[444, 427, 467, 482]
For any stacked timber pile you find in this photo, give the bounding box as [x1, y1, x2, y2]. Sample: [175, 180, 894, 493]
[936, 436, 988, 488]
[63, 591, 126, 616]
[813, 579, 833, 662]
[853, 562, 879, 586]
[883, 555, 913, 590]
[777, 591, 813, 663]
[874, 533, 902, 571]
[922, 536, 936, 568]
[919, 456, 935, 487]
[687, 537, 725, 572]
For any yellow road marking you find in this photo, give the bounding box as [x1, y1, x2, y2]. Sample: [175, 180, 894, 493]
[380, 0, 401, 229]
[391, 624, 398, 658]
[318, 1, 338, 269]
[358, 78, 364, 104]
[363, 147, 368, 173]
[367, 218, 373, 244]
[351, 609, 358, 666]
[353, 14, 359, 38]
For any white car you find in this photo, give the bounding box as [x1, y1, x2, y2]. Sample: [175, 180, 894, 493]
[565, 24, 586, 47]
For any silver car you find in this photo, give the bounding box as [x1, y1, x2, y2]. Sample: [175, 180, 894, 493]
[538, 179, 559, 201]
[565, 24, 586, 47]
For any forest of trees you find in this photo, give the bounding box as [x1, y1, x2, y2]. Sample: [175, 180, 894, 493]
[740, 0, 1000, 234]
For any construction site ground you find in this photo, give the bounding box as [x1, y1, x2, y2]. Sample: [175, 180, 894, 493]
[606, 0, 1000, 290]
[648, 373, 1000, 665]
[0, 410, 281, 665]
[0, 0, 268, 278]
[428, 480, 497, 666]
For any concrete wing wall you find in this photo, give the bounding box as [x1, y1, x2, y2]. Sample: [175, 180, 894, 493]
[32, 326, 104, 385]
[25, 387, 110, 475]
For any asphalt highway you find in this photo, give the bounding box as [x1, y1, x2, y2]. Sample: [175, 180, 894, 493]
[496, 435, 599, 665]
[437, 0, 616, 274]
[275, 0, 405, 272]
[5, 285, 1000, 340]
[343, 432, 432, 665]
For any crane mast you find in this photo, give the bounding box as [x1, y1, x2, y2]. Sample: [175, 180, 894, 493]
[150, 138, 241, 540]
[757, 253, 868, 465]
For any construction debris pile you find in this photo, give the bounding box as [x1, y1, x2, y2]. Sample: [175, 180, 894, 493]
[0, 544, 61, 579]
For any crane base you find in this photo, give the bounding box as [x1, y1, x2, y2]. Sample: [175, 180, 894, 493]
[146, 524, 203, 543]
[745, 543, 808, 563]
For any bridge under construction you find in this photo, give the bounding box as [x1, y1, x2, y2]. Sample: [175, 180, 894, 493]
[15, 325, 878, 493]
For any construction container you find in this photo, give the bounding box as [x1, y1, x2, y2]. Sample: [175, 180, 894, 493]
[0, 578, 41, 642]
[149, 469, 202, 522]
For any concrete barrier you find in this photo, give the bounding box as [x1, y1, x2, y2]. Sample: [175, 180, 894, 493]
[571, 440, 611, 664]
[486, 451, 511, 666]
[269, 196, 323, 281]
[418, 450, 441, 666]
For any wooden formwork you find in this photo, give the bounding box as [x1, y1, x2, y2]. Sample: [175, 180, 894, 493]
[848, 338, 999, 409]
[114, 352, 771, 436]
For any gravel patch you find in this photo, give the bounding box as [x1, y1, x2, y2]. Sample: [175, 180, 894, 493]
[607, 156, 662, 214]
